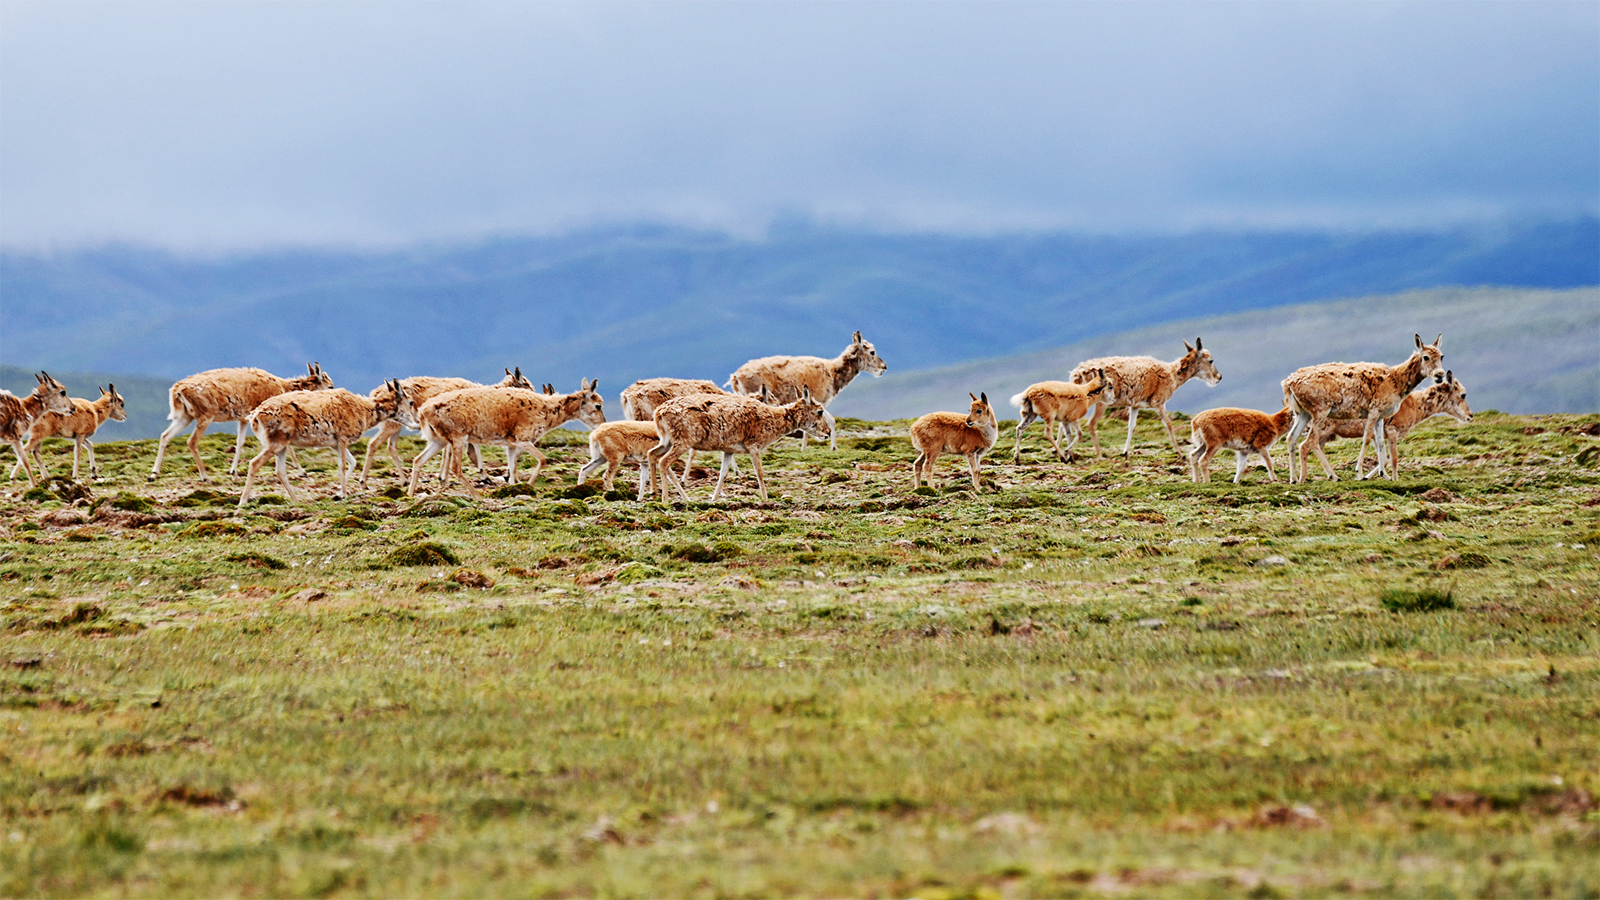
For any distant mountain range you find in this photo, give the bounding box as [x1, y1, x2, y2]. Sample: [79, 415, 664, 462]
[3, 217, 1595, 400]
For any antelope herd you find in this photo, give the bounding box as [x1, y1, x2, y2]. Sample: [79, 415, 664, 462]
[0, 328, 1480, 503]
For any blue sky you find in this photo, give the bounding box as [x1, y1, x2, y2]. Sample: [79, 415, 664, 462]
[1, 1, 1595, 250]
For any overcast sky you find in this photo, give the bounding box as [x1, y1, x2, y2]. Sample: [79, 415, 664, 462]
[1, 1, 1595, 251]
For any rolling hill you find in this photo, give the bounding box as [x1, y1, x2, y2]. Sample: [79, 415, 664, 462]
[831, 286, 1600, 421]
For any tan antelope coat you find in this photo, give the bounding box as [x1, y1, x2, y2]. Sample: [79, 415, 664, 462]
[150, 363, 334, 481]
[1311, 370, 1472, 478]
[911, 393, 999, 491]
[13, 385, 126, 482]
[408, 380, 606, 498]
[726, 330, 887, 450]
[1070, 339, 1222, 459]
[649, 390, 831, 502]
[360, 368, 532, 486]
[1281, 334, 1444, 482]
[0, 373, 74, 487]
[1186, 406, 1296, 484]
[240, 382, 416, 507]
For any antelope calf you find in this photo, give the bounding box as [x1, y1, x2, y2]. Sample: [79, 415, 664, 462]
[1010, 368, 1108, 463]
[1282, 334, 1444, 483]
[360, 368, 532, 487]
[910, 393, 999, 491]
[1, 372, 74, 487]
[648, 389, 831, 502]
[239, 382, 416, 508]
[12, 385, 126, 483]
[150, 363, 334, 482]
[578, 420, 661, 500]
[1071, 339, 1222, 459]
[1312, 370, 1472, 478]
[1186, 406, 1295, 484]
[407, 379, 606, 498]
[726, 330, 887, 450]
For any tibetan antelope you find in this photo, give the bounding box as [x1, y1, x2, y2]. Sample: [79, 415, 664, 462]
[1186, 406, 1296, 484]
[1282, 334, 1444, 483]
[239, 382, 417, 507]
[1010, 368, 1108, 463]
[726, 330, 887, 450]
[150, 363, 334, 481]
[360, 368, 532, 487]
[577, 420, 661, 500]
[910, 393, 1000, 491]
[12, 385, 126, 483]
[0, 373, 74, 487]
[407, 379, 606, 498]
[1312, 370, 1472, 479]
[1071, 339, 1221, 459]
[648, 389, 831, 502]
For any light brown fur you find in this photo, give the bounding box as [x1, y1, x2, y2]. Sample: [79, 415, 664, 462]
[360, 368, 532, 487]
[649, 389, 831, 502]
[0, 373, 74, 487]
[239, 382, 415, 507]
[1010, 369, 1107, 463]
[1311, 371, 1472, 478]
[1071, 339, 1222, 459]
[911, 393, 999, 491]
[1282, 334, 1444, 482]
[621, 376, 728, 477]
[13, 385, 126, 482]
[150, 363, 334, 481]
[578, 420, 661, 500]
[726, 330, 886, 450]
[407, 379, 606, 498]
[1187, 406, 1296, 484]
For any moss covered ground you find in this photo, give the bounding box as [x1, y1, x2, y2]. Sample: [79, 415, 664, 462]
[1, 411, 1597, 898]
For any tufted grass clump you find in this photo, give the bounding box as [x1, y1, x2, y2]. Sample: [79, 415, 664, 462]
[384, 541, 461, 567]
[1380, 587, 1456, 612]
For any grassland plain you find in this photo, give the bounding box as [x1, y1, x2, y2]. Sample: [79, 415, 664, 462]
[1, 411, 1597, 899]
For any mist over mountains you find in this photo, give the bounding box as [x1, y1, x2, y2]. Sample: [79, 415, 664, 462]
[2, 218, 1595, 406]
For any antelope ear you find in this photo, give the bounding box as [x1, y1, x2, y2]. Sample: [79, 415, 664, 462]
[1446, 370, 1454, 384]
[35, 372, 45, 384]
[1434, 333, 1442, 350]
[980, 392, 989, 405]
[970, 392, 979, 402]
[99, 386, 108, 397]
[589, 379, 599, 394]
[1415, 333, 1423, 348]
[1194, 337, 1203, 351]
[1183, 340, 1193, 353]
[853, 330, 863, 343]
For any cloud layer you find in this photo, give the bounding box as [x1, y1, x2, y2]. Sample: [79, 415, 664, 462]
[2, 2, 1595, 249]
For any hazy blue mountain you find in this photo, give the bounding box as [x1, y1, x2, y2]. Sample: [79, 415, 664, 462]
[833, 287, 1600, 421]
[3, 218, 1595, 401]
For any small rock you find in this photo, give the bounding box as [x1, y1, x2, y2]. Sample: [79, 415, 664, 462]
[288, 588, 327, 603]
[1135, 618, 1167, 628]
[1419, 487, 1457, 503]
[1258, 555, 1291, 567]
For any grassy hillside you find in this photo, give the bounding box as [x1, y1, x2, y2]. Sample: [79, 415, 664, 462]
[834, 286, 1600, 421]
[0, 410, 1596, 897]
[3, 218, 1594, 393]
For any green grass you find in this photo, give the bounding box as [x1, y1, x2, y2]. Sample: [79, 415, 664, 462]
[2, 411, 1598, 898]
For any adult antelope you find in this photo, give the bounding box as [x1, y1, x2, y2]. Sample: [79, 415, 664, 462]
[150, 363, 334, 481]
[726, 330, 887, 450]
[1281, 334, 1444, 483]
[1070, 339, 1222, 459]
